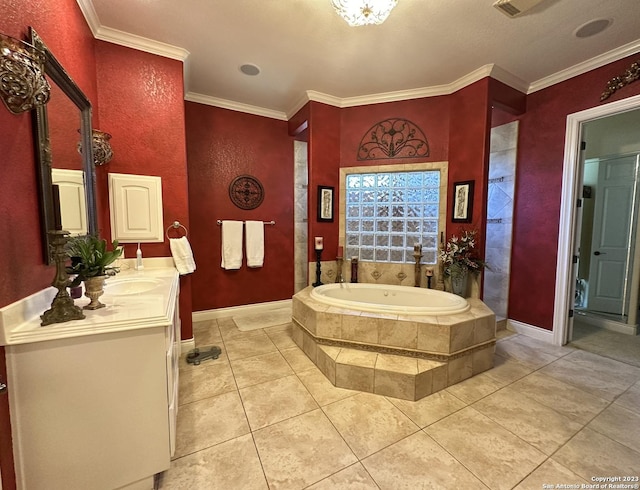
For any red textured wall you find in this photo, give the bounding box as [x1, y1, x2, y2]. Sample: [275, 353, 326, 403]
[94, 41, 192, 339]
[510, 54, 640, 330]
[308, 102, 342, 259]
[0, 1, 97, 487]
[185, 102, 294, 310]
[340, 96, 450, 168]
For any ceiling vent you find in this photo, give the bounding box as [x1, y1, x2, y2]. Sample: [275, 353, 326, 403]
[493, 0, 545, 17]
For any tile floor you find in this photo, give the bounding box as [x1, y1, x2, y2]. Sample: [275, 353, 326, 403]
[158, 318, 640, 490]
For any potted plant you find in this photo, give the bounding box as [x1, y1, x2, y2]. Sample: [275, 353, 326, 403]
[66, 235, 123, 310]
[440, 229, 487, 296]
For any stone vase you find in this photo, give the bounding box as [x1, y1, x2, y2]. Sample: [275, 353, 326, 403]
[83, 275, 107, 310]
[450, 268, 468, 297]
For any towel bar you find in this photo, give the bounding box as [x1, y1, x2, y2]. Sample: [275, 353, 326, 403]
[216, 220, 275, 226]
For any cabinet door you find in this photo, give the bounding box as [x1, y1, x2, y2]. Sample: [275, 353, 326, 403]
[109, 173, 164, 242]
[52, 168, 87, 236]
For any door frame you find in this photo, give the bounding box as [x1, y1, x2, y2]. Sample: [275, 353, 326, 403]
[553, 93, 640, 345]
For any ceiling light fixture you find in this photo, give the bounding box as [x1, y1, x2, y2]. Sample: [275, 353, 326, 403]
[331, 0, 398, 26]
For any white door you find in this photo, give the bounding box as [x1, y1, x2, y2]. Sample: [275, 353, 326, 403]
[587, 154, 640, 315]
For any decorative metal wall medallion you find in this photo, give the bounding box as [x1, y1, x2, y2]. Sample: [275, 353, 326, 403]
[601, 60, 640, 101]
[0, 32, 50, 114]
[357, 118, 429, 160]
[229, 175, 264, 210]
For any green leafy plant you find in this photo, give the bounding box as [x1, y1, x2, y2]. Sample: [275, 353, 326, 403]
[439, 229, 488, 278]
[65, 235, 123, 286]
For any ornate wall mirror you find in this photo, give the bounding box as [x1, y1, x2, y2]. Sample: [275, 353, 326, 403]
[31, 27, 97, 264]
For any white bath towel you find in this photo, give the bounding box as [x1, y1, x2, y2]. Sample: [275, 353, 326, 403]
[170, 236, 196, 275]
[245, 220, 264, 268]
[221, 220, 243, 270]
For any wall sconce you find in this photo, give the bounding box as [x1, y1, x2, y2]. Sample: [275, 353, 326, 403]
[0, 32, 50, 114]
[91, 129, 114, 166]
[78, 129, 114, 166]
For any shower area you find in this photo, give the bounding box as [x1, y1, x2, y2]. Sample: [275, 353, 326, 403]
[574, 110, 640, 335]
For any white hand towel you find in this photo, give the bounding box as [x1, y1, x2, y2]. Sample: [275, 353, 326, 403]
[245, 220, 264, 268]
[170, 237, 196, 275]
[221, 220, 243, 270]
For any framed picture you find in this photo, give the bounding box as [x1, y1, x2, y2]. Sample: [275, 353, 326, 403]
[452, 180, 474, 223]
[317, 185, 334, 222]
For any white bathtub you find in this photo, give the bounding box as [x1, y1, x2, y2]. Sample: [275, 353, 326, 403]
[310, 283, 469, 315]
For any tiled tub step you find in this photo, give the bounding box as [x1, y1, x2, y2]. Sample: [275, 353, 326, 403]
[292, 322, 495, 401]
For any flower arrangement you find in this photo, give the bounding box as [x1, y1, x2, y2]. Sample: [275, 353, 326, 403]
[440, 229, 487, 278]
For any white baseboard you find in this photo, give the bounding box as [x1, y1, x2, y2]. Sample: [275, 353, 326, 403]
[192, 299, 292, 322]
[181, 337, 196, 354]
[507, 319, 555, 343]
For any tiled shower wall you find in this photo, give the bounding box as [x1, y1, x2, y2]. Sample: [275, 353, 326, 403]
[294, 141, 309, 293]
[483, 121, 519, 320]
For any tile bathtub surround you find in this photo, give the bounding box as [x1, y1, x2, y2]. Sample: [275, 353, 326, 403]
[161, 319, 640, 489]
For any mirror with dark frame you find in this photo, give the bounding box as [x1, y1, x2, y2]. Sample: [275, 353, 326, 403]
[31, 27, 97, 264]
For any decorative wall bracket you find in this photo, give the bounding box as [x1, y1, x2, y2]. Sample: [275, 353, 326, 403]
[601, 60, 640, 101]
[357, 118, 429, 160]
[0, 32, 50, 114]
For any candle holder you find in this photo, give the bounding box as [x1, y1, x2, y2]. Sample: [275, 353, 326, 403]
[335, 256, 344, 283]
[40, 230, 86, 326]
[350, 257, 358, 283]
[426, 267, 434, 289]
[312, 249, 323, 287]
[413, 245, 423, 287]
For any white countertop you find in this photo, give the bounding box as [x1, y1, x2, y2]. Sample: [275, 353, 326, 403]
[0, 259, 179, 346]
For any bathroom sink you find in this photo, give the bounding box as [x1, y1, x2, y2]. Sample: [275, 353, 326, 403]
[105, 278, 163, 295]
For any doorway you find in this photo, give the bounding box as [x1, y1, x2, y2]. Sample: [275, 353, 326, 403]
[554, 95, 640, 345]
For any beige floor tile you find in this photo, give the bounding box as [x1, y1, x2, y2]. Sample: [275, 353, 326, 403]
[426, 407, 546, 490]
[265, 324, 298, 350]
[484, 353, 534, 385]
[508, 333, 575, 358]
[280, 346, 317, 372]
[322, 393, 419, 459]
[387, 390, 466, 428]
[174, 391, 250, 458]
[178, 358, 236, 405]
[512, 458, 588, 490]
[588, 403, 640, 452]
[297, 367, 358, 406]
[509, 371, 609, 424]
[474, 389, 584, 454]
[223, 329, 278, 360]
[538, 349, 640, 400]
[572, 321, 640, 368]
[160, 433, 268, 490]
[239, 375, 318, 430]
[495, 338, 559, 368]
[445, 371, 504, 404]
[306, 463, 378, 490]
[553, 427, 640, 481]
[496, 329, 517, 341]
[615, 380, 640, 414]
[230, 351, 294, 388]
[193, 320, 223, 346]
[362, 431, 489, 490]
[253, 409, 358, 489]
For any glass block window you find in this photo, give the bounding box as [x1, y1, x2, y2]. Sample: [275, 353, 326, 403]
[345, 171, 440, 264]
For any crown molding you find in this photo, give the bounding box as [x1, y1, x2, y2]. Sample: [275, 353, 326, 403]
[488, 65, 530, 94]
[94, 26, 189, 61]
[185, 92, 288, 121]
[76, 0, 100, 36]
[528, 38, 640, 94]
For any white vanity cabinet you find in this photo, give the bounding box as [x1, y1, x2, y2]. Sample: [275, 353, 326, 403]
[0, 264, 180, 490]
